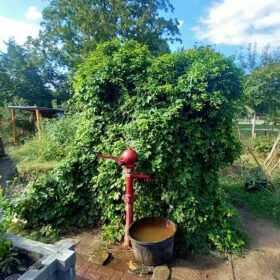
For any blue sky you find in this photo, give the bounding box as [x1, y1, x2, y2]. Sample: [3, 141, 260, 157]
[1, 0, 280, 56]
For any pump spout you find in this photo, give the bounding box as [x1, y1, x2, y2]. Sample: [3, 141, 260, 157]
[82, 146, 122, 165]
[134, 173, 151, 183]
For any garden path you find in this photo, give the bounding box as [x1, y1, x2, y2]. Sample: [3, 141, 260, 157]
[72, 208, 280, 280]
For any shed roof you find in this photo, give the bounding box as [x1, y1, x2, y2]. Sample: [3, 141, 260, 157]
[8, 106, 64, 118]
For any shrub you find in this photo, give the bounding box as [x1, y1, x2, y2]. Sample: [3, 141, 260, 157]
[250, 135, 275, 155]
[16, 40, 245, 253]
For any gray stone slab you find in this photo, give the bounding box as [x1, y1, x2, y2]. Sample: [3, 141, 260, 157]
[56, 249, 76, 271]
[20, 266, 49, 280]
[9, 234, 55, 255]
[152, 265, 170, 280]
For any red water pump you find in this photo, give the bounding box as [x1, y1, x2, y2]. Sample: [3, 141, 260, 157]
[85, 147, 150, 246]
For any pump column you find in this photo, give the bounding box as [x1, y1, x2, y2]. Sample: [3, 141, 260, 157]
[124, 165, 135, 247]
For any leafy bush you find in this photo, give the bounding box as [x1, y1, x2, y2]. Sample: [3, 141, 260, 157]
[250, 135, 275, 154]
[15, 40, 245, 253]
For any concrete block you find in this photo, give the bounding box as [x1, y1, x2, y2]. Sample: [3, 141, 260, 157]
[6, 234, 76, 280]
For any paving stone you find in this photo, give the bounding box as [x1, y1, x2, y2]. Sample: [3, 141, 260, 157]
[90, 240, 110, 265]
[76, 260, 92, 276]
[121, 272, 140, 280]
[83, 270, 103, 280]
[111, 271, 124, 280]
[171, 258, 201, 280]
[100, 275, 111, 280]
[152, 265, 170, 280]
[88, 263, 101, 272]
[76, 276, 91, 280]
[97, 266, 115, 277]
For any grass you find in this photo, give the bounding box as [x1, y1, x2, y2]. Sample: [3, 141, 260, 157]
[221, 175, 280, 227]
[16, 161, 58, 181]
[236, 123, 279, 139]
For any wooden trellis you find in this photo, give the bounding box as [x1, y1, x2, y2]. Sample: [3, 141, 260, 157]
[264, 132, 280, 175]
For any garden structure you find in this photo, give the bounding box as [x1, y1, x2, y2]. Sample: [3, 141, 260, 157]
[8, 106, 63, 143]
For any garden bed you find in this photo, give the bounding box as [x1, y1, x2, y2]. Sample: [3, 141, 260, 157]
[0, 249, 36, 280]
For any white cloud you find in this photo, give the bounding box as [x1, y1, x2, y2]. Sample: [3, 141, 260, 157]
[25, 6, 42, 21]
[0, 16, 40, 52]
[193, 0, 280, 48]
[178, 20, 184, 29]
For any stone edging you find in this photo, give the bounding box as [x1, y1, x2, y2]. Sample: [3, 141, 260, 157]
[8, 234, 76, 280]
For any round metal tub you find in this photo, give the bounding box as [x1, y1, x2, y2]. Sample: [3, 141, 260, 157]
[128, 217, 176, 266]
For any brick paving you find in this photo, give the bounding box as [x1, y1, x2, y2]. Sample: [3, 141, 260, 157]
[76, 256, 149, 280]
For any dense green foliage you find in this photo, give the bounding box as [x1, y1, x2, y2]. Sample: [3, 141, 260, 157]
[15, 40, 244, 253]
[41, 0, 180, 68]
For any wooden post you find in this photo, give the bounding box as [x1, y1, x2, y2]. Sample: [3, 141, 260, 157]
[251, 112, 256, 139]
[11, 109, 16, 143]
[35, 109, 41, 138]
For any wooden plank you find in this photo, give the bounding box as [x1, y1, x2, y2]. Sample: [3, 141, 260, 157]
[35, 109, 41, 138]
[264, 131, 280, 167]
[11, 108, 16, 143]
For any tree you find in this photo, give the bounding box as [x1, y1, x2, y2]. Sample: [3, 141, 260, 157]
[244, 63, 280, 138]
[0, 40, 52, 107]
[24, 36, 70, 104]
[236, 43, 280, 138]
[40, 0, 181, 68]
[236, 43, 280, 73]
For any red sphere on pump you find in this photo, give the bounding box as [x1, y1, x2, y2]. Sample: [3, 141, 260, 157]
[120, 147, 138, 165]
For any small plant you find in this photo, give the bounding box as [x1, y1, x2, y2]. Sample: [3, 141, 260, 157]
[29, 225, 60, 244]
[0, 237, 21, 274]
[0, 189, 21, 275]
[100, 224, 124, 244]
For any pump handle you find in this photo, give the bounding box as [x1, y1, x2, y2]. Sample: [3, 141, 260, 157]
[82, 146, 122, 165]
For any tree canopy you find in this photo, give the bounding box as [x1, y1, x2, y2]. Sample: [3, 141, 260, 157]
[245, 63, 280, 122]
[40, 0, 181, 68]
[0, 40, 52, 107]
